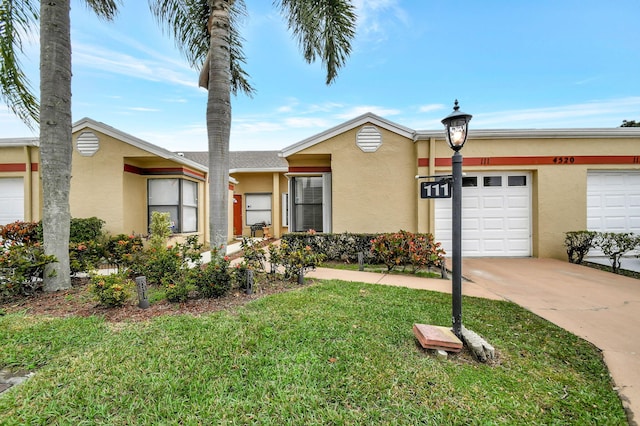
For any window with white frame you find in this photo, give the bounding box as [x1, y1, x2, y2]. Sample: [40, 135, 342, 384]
[148, 178, 198, 233]
[246, 193, 272, 226]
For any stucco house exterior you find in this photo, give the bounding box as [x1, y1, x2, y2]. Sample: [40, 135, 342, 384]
[1, 113, 639, 260]
[0, 118, 223, 245]
[278, 113, 640, 259]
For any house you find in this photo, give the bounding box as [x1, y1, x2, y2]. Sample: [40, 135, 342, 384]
[2, 113, 639, 260]
[277, 113, 640, 259]
[0, 118, 223, 245]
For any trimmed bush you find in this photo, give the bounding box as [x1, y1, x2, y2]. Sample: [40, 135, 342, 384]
[89, 272, 134, 307]
[564, 231, 597, 264]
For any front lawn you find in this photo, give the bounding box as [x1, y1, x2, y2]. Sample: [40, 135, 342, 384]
[0, 280, 626, 425]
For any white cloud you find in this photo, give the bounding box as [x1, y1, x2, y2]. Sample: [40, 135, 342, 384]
[352, 0, 409, 42]
[473, 97, 640, 128]
[72, 42, 199, 90]
[284, 117, 332, 128]
[418, 104, 446, 113]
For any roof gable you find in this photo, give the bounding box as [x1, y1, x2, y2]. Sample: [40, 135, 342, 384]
[73, 117, 208, 173]
[280, 112, 416, 157]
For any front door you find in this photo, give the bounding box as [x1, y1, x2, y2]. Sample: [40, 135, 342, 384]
[233, 194, 242, 236]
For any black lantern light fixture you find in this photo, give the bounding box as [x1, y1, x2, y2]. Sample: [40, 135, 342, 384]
[441, 99, 473, 152]
[442, 100, 472, 338]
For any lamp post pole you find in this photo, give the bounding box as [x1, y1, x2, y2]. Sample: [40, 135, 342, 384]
[441, 100, 472, 339]
[451, 150, 463, 338]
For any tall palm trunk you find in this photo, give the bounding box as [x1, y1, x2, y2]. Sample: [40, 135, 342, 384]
[40, 0, 72, 291]
[207, 0, 232, 250]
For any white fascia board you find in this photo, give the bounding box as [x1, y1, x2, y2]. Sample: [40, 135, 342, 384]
[0, 137, 40, 147]
[72, 117, 208, 173]
[415, 128, 640, 141]
[230, 167, 288, 174]
[280, 112, 416, 157]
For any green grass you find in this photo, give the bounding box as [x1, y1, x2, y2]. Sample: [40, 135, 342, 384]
[322, 260, 443, 278]
[0, 281, 626, 425]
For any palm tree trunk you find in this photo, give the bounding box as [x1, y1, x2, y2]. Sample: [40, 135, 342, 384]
[207, 0, 233, 250]
[40, 0, 72, 291]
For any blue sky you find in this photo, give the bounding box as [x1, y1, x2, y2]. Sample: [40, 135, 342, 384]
[2, 0, 640, 151]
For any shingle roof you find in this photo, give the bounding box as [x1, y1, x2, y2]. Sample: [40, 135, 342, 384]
[178, 151, 288, 172]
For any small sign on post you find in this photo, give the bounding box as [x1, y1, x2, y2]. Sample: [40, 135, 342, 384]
[420, 180, 452, 199]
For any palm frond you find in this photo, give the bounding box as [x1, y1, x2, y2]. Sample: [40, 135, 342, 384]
[82, 0, 121, 21]
[149, 0, 253, 95]
[0, 0, 39, 127]
[276, 0, 356, 85]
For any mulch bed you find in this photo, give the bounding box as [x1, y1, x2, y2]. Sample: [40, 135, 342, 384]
[1, 276, 304, 323]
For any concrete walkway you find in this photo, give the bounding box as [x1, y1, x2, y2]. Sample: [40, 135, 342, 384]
[307, 258, 640, 425]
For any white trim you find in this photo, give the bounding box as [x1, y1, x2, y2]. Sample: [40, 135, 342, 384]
[0, 138, 39, 147]
[280, 113, 414, 157]
[415, 128, 640, 141]
[72, 117, 208, 173]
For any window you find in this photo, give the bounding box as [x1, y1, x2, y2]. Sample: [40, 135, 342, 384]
[508, 175, 527, 186]
[148, 178, 198, 233]
[246, 193, 272, 225]
[483, 176, 502, 187]
[292, 176, 323, 232]
[462, 177, 478, 187]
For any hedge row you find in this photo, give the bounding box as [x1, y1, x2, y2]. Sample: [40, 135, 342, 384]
[564, 231, 639, 273]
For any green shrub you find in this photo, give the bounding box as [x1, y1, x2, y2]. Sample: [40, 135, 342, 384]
[132, 236, 202, 286]
[103, 234, 144, 272]
[69, 240, 104, 275]
[277, 240, 326, 281]
[0, 224, 56, 302]
[595, 232, 639, 273]
[69, 217, 105, 243]
[370, 230, 445, 273]
[162, 270, 195, 303]
[0, 221, 40, 246]
[149, 211, 172, 250]
[89, 273, 133, 307]
[194, 249, 232, 298]
[564, 231, 597, 264]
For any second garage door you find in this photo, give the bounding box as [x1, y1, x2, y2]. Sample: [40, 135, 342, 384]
[0, 177, 25, 225]
[435, 172, 531, 257]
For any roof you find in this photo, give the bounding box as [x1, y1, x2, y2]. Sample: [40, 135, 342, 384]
[279, 112, 415, 157]
[279, 112, 640, 156]
[180, 150, 288, 173]
[415, 127, 640, 140]
[73, 117, 209, 174]
[0, 137, 40, 147]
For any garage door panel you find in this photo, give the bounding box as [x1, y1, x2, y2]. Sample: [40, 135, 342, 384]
[588, 171, 640, 234]
[435, 172, 531, 257]
[0, 178, 25, 225]
[483, 218, 504, 230]
[482, 197, 504, 208]
[508, 195, 529, 208]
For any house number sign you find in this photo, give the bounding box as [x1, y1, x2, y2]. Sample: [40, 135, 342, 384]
[420, 180, 452, 199]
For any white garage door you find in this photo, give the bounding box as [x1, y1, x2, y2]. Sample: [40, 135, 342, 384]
[587, 171, 640, 233]
[435, 172, 531, 257]
[0, 177, 25, 225]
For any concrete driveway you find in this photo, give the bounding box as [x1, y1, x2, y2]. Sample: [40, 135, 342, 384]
[308, 257, 640, 424]
[461, 258, 640, 425]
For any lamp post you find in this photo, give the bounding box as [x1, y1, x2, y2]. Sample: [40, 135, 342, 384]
[441, 100, 472, 338]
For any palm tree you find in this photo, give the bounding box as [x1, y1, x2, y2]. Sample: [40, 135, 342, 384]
[1, 0, 119, 291]
[150, 0, 356, 250]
